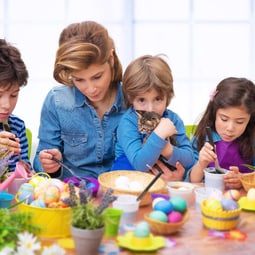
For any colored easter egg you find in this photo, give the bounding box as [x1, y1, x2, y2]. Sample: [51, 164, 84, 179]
[149, 210, 168, 223]
[224, 189, 241, 201]
[154, 200, 173, 214]
[170, 196, 187, 212]
[134, 221, 150, 237]
[49, 179, 65, 192]
[247, 188, 255, 201]
[152, 197, 165, 209]
[206, 198, 222, 211]
[221, 198, 239, 211]
[43, 185, 60, 204]
[168, 211, 183, 223]
[29, 176, 46, 187]
[30, 199, 46, 208]
[18, 183, 34, 204]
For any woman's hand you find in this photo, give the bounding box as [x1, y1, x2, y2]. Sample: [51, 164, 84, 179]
[39, 149, 62, 173]
[0, 131, 21, 154]
[224, 166, 242, 189]
[150, 160, 185, 182]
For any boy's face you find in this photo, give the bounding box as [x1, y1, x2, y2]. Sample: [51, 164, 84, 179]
[0, 83, 20, 122]
[132, 88, 167, 116]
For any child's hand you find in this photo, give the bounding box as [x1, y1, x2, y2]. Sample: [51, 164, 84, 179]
[154, 118, 177, 140]
[198, 142, 217, 167]
[39, 149, 62, 174]
[224, 166, 242, 189]
[0, 130, 21, 154]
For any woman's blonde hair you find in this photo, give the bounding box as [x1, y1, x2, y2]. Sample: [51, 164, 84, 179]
[53, 21, 122, 87]
[122, 54, 174, 108]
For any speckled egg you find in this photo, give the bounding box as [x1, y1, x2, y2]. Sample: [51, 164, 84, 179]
[206, 198, 222, 211]
[221, 198, 239, 211]
[149, 210, 168, 223]
[170, 196, 187, 212]
[168, 211, 183, 223]
[134, 221, 150, 237]
[247, 188, 255, 201]
[152, 197, 165, 209]
[224, 189, 241, 201]
[154, 199, 173, 214]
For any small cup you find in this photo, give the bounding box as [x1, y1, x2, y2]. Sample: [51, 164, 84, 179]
[104, 207, 123, 237]
[194, 187, 222, 211]
[0, 191, 14, 208]
[112, 194, 140, 225]
[204, 167, 227, 192]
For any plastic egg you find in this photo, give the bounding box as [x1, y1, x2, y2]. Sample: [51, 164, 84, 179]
[168, 211, 183, 223]
[206, 198, 222, 211]
[221, 198, 239, 211]
[30, 199, 46, 208]
[149, 210, 168, 223]
[247, 188, 255, 201]
[170, 196, 187, 212]
[224, 189, 241, 201]
[134, 221, 150, 237]
[152, 197, 165, 209]
[154, 200, 173, 214]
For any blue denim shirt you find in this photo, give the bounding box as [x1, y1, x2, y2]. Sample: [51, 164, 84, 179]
[33, 83, 125, 179]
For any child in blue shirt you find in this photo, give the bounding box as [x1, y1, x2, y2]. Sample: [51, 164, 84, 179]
[112, 55, 195, 181]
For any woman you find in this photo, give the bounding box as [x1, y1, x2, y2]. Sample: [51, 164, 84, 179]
[33, 21, 125, 179]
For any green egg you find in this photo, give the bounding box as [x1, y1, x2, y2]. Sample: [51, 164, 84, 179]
[149, 210, 168, 222]
[134, 221, 150, 237]
[170, 196, 187, 212]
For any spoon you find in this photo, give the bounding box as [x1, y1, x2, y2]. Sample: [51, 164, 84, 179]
[136, 164, 163, 202]
[205, 127, 226, 174]
[51, 157, 82, 181]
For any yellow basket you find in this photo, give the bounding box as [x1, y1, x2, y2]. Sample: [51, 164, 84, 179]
[240, 172, 255, 192]
[16, 196, 71, 238]
[144, 210, 190, 235]
[201, 200, 241, 231]
[98, 170, 166, 206]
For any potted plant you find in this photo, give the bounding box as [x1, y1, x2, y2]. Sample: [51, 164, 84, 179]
[63, 180, 117, 255]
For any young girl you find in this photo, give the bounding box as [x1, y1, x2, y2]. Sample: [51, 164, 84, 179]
[189, 77, 255, 189]
[112, 55, 195, 181]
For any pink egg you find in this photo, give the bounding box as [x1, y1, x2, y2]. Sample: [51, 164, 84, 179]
[168, 211, 183, 223]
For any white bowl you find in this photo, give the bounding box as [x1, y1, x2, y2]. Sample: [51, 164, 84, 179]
[167, 182, 195, 207]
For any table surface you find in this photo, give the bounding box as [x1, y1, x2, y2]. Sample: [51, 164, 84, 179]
[42, 187, 255, 255]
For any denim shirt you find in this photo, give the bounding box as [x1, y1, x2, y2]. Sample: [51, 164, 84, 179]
[33, 83, 125, 179]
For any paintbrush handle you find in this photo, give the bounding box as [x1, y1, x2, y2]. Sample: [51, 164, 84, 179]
[205, 126, 215, 151]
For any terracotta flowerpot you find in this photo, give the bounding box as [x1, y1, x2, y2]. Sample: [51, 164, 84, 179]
[71, 225, 104, 255]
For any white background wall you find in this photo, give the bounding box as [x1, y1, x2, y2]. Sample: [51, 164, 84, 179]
[1, 0, 255, 162]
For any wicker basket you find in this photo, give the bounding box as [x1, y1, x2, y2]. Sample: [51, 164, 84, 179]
[98, 170, 166, 206]
[144, 210, 190, 235]
[201, 200, 241, 231]
[240, 172, 255, 192]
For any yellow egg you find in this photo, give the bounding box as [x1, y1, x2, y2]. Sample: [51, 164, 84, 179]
[247, 188, 255, 201]
[206, 198, 222, 211]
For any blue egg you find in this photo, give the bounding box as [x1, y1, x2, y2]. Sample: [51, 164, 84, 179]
[221, 198, 239, 211]
[134, 221, 150, 237]
[30, 199, 46, 208]
[154, 199, 173, 214]
[149, 210, 168, 222]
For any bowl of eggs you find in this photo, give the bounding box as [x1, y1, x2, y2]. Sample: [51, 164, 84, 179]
[201, 197, 241, 231]
[144, 196, 190, 235]
[98, 170, 166, 206]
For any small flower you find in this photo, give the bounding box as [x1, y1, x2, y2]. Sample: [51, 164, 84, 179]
[41, 244, 66, 255]
[0, 247, 14, 255]
[16, 232, 41, 254]
[209, 88, 218, 101]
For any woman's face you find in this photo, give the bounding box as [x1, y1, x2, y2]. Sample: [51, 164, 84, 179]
[132, 88, 167, 116]
[215, 106, 251, 142]
[0, 83, 19, 122]
[70, 62, 112, 103]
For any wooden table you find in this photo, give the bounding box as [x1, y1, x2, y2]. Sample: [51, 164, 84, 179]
[42, 188, 255, 255]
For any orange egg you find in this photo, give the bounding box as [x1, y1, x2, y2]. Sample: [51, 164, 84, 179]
[43, 185, 60, 205]
[224, 189, 241, 201]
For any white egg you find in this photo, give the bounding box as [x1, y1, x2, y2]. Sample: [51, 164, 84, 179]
[129, 181, 143, 191]
[152, 197, 165, 209]
[115, 176, 130, 188]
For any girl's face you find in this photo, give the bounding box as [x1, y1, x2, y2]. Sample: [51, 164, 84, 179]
[70, 62, 112, 103]
[132, 88, 167, 116]
[0, 83, 19, 122]
[215, 106, 251, 142]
